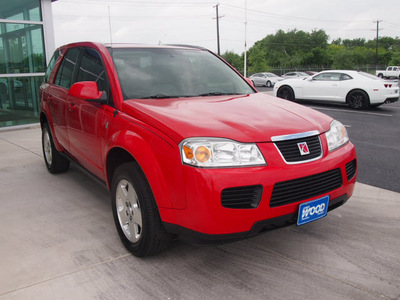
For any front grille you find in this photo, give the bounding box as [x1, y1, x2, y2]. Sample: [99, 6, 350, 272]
[221, 185, 263, 209]
[270, 169, 343, 207]
[274, 135, 322, 163]
[345, 159, 357, 181]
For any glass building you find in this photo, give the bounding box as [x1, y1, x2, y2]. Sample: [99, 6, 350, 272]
[0, 0, 55, 127]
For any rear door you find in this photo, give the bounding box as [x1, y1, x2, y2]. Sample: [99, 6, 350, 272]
[47, 47, 81, 151]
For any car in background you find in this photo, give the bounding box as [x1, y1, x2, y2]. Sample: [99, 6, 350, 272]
[40, 42, 357, 256]
[274, 70, 399, 109]
[0, 78, 23, 93]
[249, 72, 283, 87]
[304, 71, 318, 76]
[281, 71, 310, 79]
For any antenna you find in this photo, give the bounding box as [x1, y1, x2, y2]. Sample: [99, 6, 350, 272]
[108, 5, 113, 44]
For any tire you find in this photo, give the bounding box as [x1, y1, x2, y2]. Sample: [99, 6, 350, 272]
[347, 90, 369, 109]
[111, 162, 170, 257]
[42, 123, 70, 173]
[377, 73, 383, 78]
[266, 81, 272, 88]
[277, 86, 295, 101]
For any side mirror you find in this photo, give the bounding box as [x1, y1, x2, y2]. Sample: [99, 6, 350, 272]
[69, 81, 106, 103]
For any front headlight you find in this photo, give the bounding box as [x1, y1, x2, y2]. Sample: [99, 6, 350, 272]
[326, 120, 349, 151]
[180, 138, 266, 167]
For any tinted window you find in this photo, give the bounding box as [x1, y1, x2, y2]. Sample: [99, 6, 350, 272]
[44, 49, 63, 82]
[55, 48, 80, 89]
[313, 73, 341, 81]
[77, 48, 109, 92]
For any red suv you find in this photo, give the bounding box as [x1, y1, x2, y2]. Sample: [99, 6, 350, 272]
[40, 42, 357, 257]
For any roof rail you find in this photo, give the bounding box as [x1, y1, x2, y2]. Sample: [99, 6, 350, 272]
[165, 44, 208, 51]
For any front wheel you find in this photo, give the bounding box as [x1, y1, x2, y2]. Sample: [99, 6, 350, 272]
[347, 90, 369, 109]
[111, 162, 170, 257]
[277, 86, 295, 101]
[266, 81, 272, 88]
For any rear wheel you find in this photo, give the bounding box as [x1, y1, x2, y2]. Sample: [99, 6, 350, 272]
[347, 90, 369, 109]
[42, 123, 70, 173]
[277, 86, 295, 101]
[111, 162, 170, 257]
[266, 81, 272, 87]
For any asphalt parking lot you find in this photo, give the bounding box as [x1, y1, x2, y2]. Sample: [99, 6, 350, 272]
[0, 121, 399, 299]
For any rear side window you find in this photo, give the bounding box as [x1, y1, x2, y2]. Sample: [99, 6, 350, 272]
[44, 49, 63, 82]
[55, 48, 80, 89]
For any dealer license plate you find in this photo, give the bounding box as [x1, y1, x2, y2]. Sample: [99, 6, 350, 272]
[297, 196, 329, 226]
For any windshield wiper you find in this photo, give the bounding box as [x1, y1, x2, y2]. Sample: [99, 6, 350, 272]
[198, 92, 242, 96]
[140, 94, 196, 99]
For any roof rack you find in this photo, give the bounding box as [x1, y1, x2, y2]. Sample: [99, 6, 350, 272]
[165, 44, 208, 50]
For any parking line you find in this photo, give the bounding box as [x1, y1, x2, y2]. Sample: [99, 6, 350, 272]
[309, 106, 393, 117]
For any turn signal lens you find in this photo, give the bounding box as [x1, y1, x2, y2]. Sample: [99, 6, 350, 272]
[183, 145, 193, 159]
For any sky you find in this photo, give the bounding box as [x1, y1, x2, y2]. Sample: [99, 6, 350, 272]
[51, 0, 400, 54]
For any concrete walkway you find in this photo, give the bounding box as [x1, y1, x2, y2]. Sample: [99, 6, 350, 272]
[0, 127, 399, 300]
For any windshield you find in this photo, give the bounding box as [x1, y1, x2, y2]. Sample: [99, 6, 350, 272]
[110, 47, 255, 100]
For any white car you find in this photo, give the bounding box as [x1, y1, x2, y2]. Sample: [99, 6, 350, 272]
[281, 71, 310, 79]
[249, 72, 283, 87]
[274, 70, 399, 109]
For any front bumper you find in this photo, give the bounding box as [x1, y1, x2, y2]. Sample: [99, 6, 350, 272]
[163, 194, 349, 245]
[159, 140, 357, 238]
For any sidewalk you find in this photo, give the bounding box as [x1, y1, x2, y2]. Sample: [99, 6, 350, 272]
[0, 127, 399, 300]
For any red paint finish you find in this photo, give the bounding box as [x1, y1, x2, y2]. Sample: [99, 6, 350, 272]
[40, 42, 357, 239]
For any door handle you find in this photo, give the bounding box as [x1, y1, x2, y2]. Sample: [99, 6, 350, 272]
[68, 103, 77, 112]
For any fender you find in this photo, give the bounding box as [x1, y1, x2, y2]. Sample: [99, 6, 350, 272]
[105, 127, 187, 210]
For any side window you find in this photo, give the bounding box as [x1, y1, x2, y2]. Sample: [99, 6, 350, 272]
[388, 67, 392, 71]
[313, 73, 341, 81]
[341, 74, 352, 81]
[76, 48, 109, 92]
[44, 49, 63, 82]
[55, 48, 81, 89]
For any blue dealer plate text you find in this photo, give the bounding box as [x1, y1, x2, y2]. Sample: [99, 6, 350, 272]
[297, 196, 330, 226]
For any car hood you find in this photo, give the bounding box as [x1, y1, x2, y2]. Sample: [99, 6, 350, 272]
[121, 93, 332, 144]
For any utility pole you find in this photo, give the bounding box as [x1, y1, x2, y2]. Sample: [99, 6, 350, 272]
[213, 4, 224, 55]
[374, 20, 382, 69]
[244, 0, 247, 77]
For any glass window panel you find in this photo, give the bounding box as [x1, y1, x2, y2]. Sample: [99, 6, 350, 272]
[77, 48, 109, 92]
[0, 75, 43, 127]
[0, 0, 41, 21]
[55, 48, 81, 89]
[0, 23, 46, 73]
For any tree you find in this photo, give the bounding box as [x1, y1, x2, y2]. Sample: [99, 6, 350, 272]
[389, 52, 400, 65]
[221, 51, 243, 73]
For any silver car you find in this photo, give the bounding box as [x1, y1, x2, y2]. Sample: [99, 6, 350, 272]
[281, 72, 310, 79]
[249, 72, 283, 87]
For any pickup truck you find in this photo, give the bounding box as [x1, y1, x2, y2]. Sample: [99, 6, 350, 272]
[376, 66, 400, 79]
[40, 42, 357, 257]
